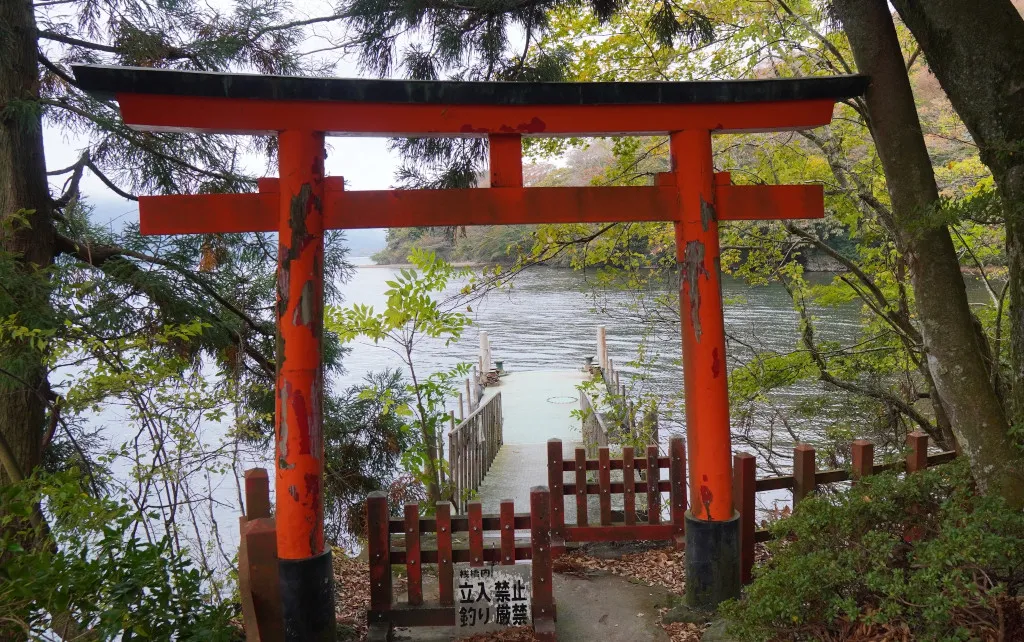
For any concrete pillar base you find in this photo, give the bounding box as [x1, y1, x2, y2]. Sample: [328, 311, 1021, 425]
[685, 510, 741, 611]
[280, 549, 336, 641]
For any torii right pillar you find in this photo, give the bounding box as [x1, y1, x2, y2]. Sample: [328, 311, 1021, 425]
[672, 129, 741, 610]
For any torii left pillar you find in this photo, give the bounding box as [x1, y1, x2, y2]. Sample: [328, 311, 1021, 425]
[274, 129, 335, 641]
[672, 130, 740, 611]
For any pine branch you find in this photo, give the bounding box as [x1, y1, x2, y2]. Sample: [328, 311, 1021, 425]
[39, 30, 121, 54]
[41, 98, 255, 189]
[37, 53, 78, 88]
[39, 29, 198, 64]
[52, 152, 88, 208]
[53, 234, 276, 375]
[85, 158, 139, 201]
[249, 13, 347, 41]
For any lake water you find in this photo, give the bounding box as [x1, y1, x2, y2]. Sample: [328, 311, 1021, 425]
[117, 256, 987, 568]
[336, 257, 864, 454]
[335, 257, 997, 522]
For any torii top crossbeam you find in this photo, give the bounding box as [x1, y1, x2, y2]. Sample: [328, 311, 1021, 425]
[75, 64, 867, 638]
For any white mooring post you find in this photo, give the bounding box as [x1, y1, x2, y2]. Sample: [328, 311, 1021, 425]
[597, 326, 607, 370]
[479, 331, 490, 374]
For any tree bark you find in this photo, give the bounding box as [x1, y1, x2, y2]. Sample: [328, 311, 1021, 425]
[833, 0, 1024, 508]
[887, 0, 1024, 421]
[0, 0, 54, 486]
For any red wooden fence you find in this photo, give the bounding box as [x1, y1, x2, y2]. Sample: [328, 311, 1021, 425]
[732, 431, 957, 584]
[547, 437, 687, 553]
[238, 468, 283, 642]
[366, 487, 556, 641]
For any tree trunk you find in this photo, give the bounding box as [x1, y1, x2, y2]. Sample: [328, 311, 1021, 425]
[0, 0, 53, 486]
[887, 0, 1024, 420]
[833, 0, 1024, 508]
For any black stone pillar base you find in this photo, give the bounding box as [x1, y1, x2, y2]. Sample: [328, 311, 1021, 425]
[684, 510, 741, 611]
[280, 550, 337, 642]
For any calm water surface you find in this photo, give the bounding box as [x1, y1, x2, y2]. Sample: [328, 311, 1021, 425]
[336, 258, 863, 447]
[106, 256, 988, 563]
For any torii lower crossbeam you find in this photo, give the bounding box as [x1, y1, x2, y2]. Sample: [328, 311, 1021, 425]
[137, 179, 823, 234]
[73, 63, 867, 639]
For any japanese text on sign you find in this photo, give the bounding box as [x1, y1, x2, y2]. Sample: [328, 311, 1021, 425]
[454, 564, 532, 634]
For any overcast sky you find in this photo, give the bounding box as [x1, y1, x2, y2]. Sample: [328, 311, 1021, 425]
[43, 6, 405, 234]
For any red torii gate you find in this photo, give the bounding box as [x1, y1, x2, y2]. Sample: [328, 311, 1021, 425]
[75, 64, 866, 638]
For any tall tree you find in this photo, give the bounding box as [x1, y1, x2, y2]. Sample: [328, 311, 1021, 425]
[827, 0, 1024, 507]
[0, 0, 56, 486]
[0, 0, 350, 484]
[355, 0, 1024, 500]
[885, 0, 1024, 417]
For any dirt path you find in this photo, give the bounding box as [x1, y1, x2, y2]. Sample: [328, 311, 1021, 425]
[551, 571, 672, 641]
[385, 568, 672, 641]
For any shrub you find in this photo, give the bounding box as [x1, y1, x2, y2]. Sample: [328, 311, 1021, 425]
[721, 460, 1024, 641]
[0, 471, 239, 640]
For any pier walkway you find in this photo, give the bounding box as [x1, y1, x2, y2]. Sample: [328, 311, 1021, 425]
[473, 369, 586, 518]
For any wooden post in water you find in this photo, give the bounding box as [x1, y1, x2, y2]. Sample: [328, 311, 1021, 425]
[597, 326, 607, 371]
[479, 331, 490, 374]
[458, 393, 464, 421]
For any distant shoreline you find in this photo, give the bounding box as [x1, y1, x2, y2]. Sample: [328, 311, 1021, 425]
[353, 259, 487, 269]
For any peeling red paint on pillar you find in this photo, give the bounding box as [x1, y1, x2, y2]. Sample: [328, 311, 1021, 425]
[275, 130, 327, 560]
[672, 130, 734, 521]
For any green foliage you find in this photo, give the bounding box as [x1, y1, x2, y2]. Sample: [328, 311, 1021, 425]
[0, 471, 238, 640]
[517, 0, 1011, 463]
[330, 248, 471, 345]
[326, 250, 473, 504]
[324, 369, 415, 542]
[721, 461, 1024, 641]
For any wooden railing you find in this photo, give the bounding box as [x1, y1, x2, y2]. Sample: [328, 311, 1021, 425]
[238, 469, 282, 642]
[732, 431, 957, 584]
[547, 437, 687, 552]
[579, 390, 610, 456]
[580, 331, 657, 454]
[366, 490, 556, 640]
[448, 391, 503, 510]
